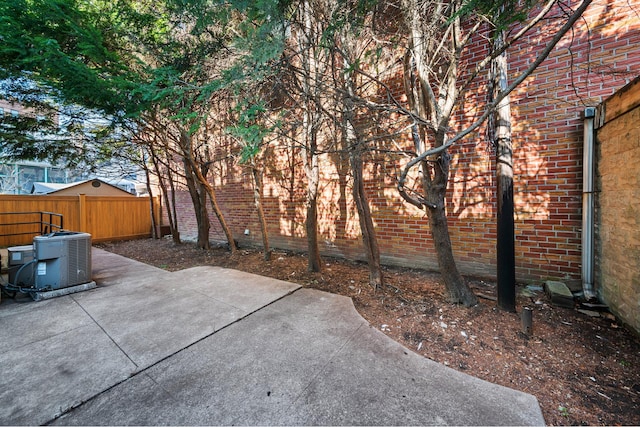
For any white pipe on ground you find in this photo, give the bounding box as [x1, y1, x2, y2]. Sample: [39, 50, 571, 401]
[582, 107, 596, 300]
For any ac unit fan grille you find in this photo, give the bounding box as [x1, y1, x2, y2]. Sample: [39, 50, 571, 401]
[67, 237, 91, 286]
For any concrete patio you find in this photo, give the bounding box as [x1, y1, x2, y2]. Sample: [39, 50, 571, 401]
[0, 247, 545, 425]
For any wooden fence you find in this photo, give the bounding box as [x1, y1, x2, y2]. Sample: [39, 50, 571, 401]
[0, 194, 159, 247]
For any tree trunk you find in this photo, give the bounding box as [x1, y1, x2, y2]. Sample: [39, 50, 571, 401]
[350, 146, 383, 289]
[298, 0, 322, 273]
[343, 58, 383, 289]
[183, 157, 210, 249]
[302, 113, 322, 272]
[178, 129, 236, 253]
[305, 188, 322, 272]
[251, 166, 271, 261]
[202, 179, 237, 254]
[142, 149, 158, 239]
[149, 152, 166, 240]
[196, 181, 211, 248]
[427, 200, 477, 305]
[166, 157, 181, 244]
[149, 146, 181, 244]
[402, 43, 478, 306]
[425, 134, 478, 307]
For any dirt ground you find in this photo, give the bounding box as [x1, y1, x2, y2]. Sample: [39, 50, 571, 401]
[97, 238, 640, 426]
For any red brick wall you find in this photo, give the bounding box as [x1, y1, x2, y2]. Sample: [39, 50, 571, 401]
[167, 1, 639, 288]
[504, 2, 639, 287]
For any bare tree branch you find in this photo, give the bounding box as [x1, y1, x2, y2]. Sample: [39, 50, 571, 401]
[398, 0, 594, 206]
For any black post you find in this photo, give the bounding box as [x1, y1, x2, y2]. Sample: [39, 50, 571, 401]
[492, 27, 516, 312]
[521, 307, 533, 335]
[497, 143, 516, 312]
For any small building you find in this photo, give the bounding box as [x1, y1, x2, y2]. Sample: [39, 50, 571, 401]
[31, 179, 134, 196]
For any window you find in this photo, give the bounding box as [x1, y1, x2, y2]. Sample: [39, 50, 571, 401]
[0, 107, 4, 117]
[48, 168, 67, 183]
[10, 109, 19, 118]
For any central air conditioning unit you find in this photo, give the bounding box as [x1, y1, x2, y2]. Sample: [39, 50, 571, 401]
[32, 231, 93, 291]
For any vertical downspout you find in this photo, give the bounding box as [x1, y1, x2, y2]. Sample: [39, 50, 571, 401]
[582, 107, 596, 300]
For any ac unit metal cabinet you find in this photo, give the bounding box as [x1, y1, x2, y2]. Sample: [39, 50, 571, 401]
[32, 232, 92, 290]
[7, 245, 34, 285]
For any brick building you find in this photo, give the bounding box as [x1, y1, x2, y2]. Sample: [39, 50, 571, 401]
[166, 0, 640, 290]
[594, 76, 640, 333]
[0, 99, 69, 194]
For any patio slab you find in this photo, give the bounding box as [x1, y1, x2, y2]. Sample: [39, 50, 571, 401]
[0, 247, 544, 426]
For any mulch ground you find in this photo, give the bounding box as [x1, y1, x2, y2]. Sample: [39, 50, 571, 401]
[97, 238, 640, 426]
